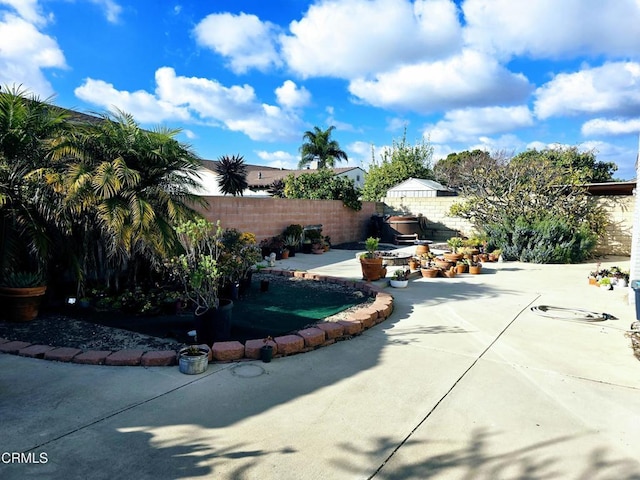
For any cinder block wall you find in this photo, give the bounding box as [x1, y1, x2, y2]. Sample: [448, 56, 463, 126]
[382, 195, 634, 255]
[196, 197, 379, 245]
[382, 196, 475, 238]
[596, 196, 634, 256]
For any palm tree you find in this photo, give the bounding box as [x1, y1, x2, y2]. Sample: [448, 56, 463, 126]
[0, 85, 69, 278]
[48, 110, 206, 292]
[298, 125, 348, 169]
[215, 154, 248, 196]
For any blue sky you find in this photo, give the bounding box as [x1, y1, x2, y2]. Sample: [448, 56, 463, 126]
[2, 0, 640, 180]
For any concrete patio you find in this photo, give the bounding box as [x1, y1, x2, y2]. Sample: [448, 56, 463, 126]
[1, 248, 639, 479]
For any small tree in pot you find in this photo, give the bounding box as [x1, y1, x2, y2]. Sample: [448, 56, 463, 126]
[173, 218, 231, 345]
[360, 237, 385, 281]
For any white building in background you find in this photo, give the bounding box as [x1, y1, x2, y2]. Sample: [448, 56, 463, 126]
[385, 178, 456, 198]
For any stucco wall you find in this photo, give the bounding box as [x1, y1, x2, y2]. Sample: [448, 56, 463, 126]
[196, 197, 380, 245]
[382, 194, 634, 255]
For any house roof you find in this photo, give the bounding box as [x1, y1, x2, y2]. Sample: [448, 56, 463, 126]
[583, 180, 636, 196]
[387, 177, 453, 192]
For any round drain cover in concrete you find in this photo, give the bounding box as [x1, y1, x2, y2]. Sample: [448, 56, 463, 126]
[231, 364, 265, 378]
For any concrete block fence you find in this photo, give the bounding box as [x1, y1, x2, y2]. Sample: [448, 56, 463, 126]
[197, 196, 381, 246]
[0, 269, 395, 366]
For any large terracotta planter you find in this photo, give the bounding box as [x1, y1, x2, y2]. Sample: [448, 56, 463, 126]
[443, 253, 463, 263]
[0, 286, 47, 322]
[421, 268, 439, 278]
[415, 244, 430, 256]
[360, 257, 384, 281]
[469, 265, 482, 274]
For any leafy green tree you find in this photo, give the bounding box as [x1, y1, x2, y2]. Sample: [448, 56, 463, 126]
[215, 154, 248, 196]
[511, 146, 617, 183]
[298, 125, 348, 169]
[433, 149, 494, 189]
[361, 130, 434, 201]
[283, 169, 362, 210]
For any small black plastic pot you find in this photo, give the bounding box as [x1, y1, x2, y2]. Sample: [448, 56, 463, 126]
[260, 345, 273, 363]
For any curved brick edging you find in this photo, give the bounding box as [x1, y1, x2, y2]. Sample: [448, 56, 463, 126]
[0, 269, 394, 366]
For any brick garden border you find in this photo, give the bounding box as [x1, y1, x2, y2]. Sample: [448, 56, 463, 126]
[0, 269, 394, 367]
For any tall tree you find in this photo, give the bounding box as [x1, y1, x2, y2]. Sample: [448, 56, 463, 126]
[361, 130, 434, 201]
[215, 154, 248, 196]
[298, 125, 348, 169]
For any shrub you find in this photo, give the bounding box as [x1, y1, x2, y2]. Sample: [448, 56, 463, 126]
[484, 215, 597, 263]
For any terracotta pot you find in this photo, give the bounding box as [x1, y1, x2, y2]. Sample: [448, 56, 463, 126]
[408, 260, 419, 271]
[456, 264, 468, 274]
[469, 265, 482, 274]
[443, 269, 456, 278]
[360, 257, 384, 281]
[434, 259, 453, 270]
[415, 244, 430, 256]
[282, 250, 290, 259]
[421, 268, 439, 278]
[443, 253, 463, 262]
[0, 286, 47, 322]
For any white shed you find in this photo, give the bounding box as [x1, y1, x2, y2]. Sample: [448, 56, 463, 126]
[386, 178, 456, 198]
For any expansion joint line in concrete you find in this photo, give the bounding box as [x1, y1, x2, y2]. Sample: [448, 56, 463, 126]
[368, 294, 542, 479]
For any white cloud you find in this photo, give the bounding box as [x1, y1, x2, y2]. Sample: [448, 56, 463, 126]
[182, 129, 197, 140]
[88, 0, 122, 23]
[281, 0, 461, 79]
[0, 0, 47, 25]
[582, 117, 640, 137]
[535, 62, 640, 119]
[75, 77, 191, 123]
[463, 0, 640, 59]
[193, 12, 281, 73]
[386, 117, 409, 132]
[349, 49, 532, 113]
[0, 12, 66, 96]
[275, 80, 310, 109]
[424, 106, 533, 143]
[256, 150, 297, 169]
[76, 67, 303, 142]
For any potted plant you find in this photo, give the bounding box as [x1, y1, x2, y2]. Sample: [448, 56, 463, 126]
[260, 336, 275, 363]
[282, 224, 303, 256]
[0, 271, 47, 322]
[408, 257, 420, 271]
[173, 218, 232, 346]
[456, 260, 468, 274]
[178, 344, 210, 375]
[359, 237, 385, 281]
[389, 269, 410, 288]
[444, 236, 464, 262]
[468, 260, 482, 274]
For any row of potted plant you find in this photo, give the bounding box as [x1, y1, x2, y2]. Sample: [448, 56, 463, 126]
[588, 263, 629, 289]
[260, 224, 331, 259]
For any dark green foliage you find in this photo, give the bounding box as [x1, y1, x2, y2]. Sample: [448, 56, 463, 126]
[268, 179, 285, 197]
[511, 146, 617, 183]
[484, 215, 597, 264]
[215, 154, 248, 196]
[362, 129, 434, 201]
[283, 170, 362, 211]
